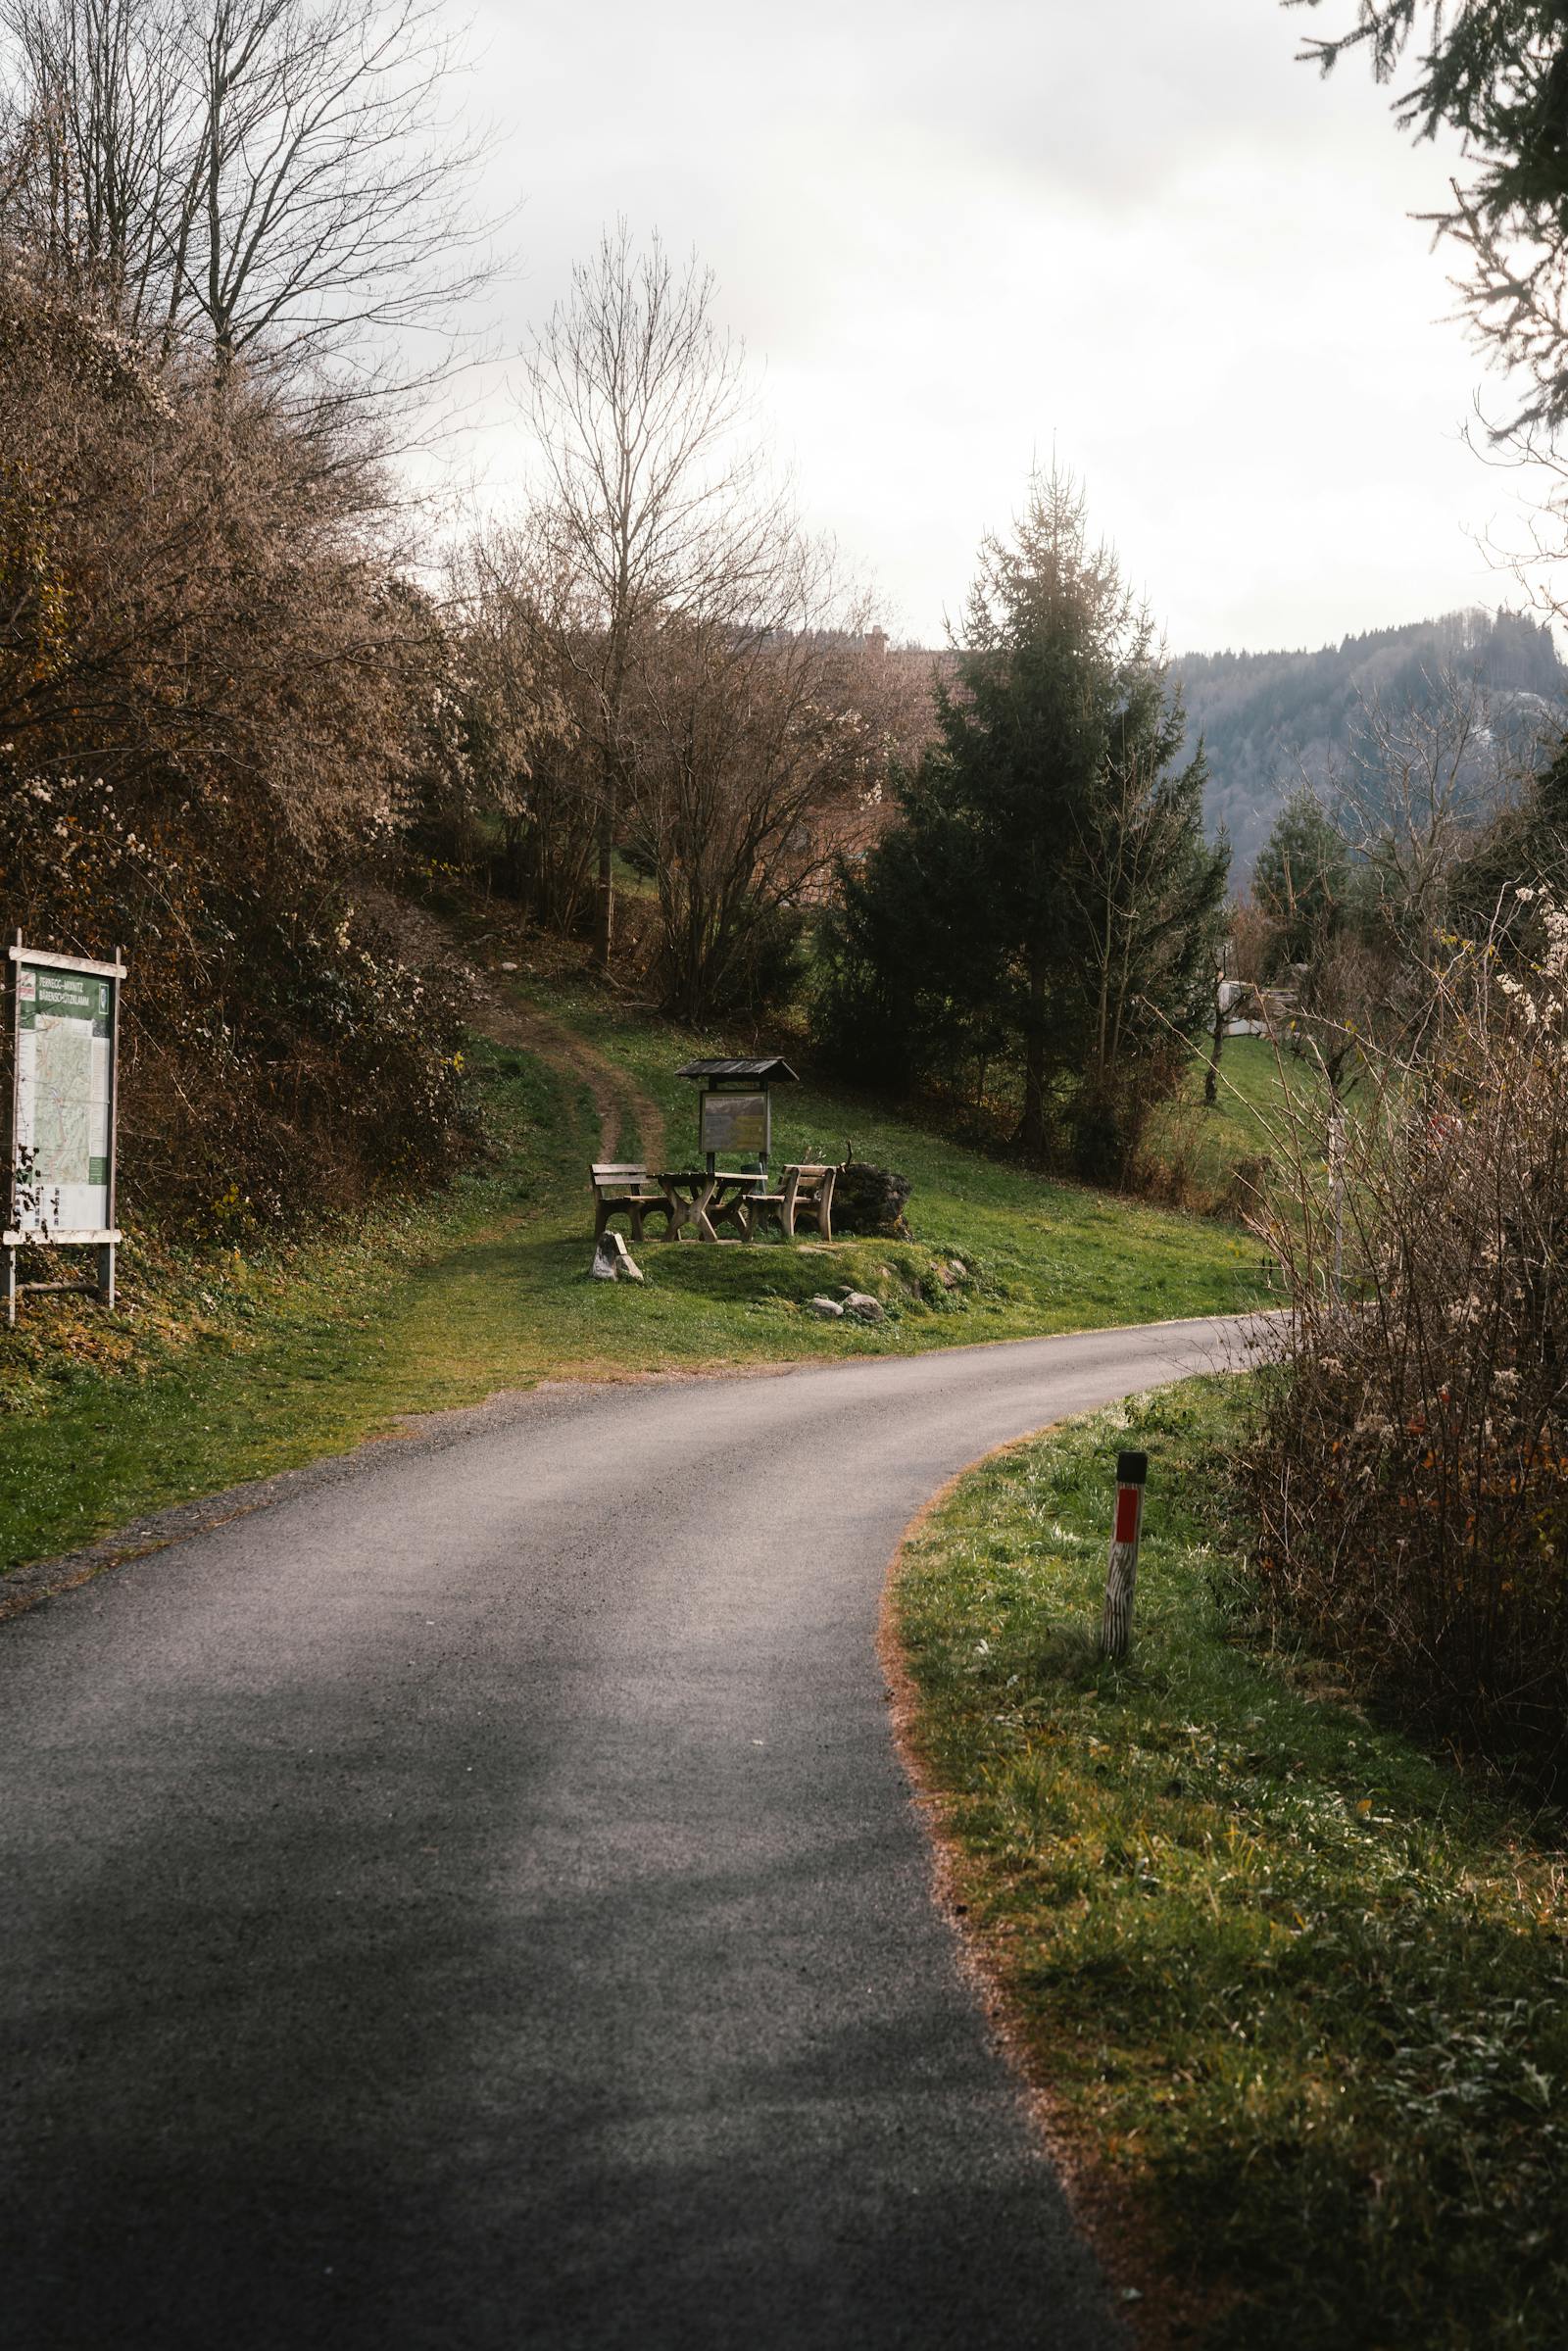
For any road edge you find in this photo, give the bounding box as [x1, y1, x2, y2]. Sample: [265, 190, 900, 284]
[876, 1390, 1243, 2351]
[3, 1314, 1268, 1626]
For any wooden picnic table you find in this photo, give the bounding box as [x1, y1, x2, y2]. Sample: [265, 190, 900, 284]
[657, 1169, 763, 1244]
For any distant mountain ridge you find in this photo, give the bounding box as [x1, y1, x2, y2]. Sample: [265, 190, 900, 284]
[1170, 609, 1566, 879]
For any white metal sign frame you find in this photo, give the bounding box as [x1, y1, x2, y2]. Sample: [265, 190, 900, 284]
[5, 933, 124, 1328]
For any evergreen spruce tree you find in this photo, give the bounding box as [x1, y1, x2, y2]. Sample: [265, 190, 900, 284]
[1252, 787, 1351, 970]
[818, 468, 1228, 1170]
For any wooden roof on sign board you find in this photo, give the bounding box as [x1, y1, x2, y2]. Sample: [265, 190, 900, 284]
[675, 1057, 800, 1085]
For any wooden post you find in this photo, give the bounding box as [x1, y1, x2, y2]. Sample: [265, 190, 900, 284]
[1328, 1098, 1345, 1304]
[5, 930, 18, 1331]
[1099, 1449, 1149, 1662]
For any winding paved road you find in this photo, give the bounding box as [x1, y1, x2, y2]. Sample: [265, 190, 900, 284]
[3, 1317, 1250, 2349]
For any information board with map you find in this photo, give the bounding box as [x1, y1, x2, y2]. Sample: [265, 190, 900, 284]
[6, 942, 123, 1320]
[699, 1089, 769, 1160]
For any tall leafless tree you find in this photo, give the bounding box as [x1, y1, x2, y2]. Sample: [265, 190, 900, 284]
[1333, 666, 1530, 950]
[521, 223, 783, 970]
[0, 0, 490, 404]
[624, 543, 886, 1021]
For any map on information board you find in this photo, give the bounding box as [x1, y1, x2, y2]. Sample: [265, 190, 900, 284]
[12, 960, 116, 1235]
[700, 1091, 768, 1157]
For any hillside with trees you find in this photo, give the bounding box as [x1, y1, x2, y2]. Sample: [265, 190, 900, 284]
[0, 19, 917, 1237]
[1172, 607, 1564, 874]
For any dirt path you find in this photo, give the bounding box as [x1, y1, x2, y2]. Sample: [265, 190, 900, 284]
[367, 894, 665, 1165]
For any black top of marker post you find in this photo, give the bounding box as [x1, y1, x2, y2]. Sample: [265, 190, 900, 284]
[1116, 1450, 1149, 1486]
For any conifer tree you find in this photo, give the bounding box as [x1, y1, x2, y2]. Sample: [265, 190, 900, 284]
[1291, 1, 1568, 432]
[1252, 787, 1351, 969]
[819, 469, 1227, 1170]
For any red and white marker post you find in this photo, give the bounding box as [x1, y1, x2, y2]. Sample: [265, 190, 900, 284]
[1099, 1448, 1149, 1662]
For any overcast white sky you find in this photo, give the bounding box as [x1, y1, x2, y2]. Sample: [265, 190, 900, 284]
[451, 0, 1538, 655]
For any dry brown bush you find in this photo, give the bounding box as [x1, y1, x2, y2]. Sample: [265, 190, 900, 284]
[1245, 904, 1568, 1786]
[0, 254, 471, 1230]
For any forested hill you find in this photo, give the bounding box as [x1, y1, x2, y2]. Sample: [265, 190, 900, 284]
[1170, 609, 1566, 878]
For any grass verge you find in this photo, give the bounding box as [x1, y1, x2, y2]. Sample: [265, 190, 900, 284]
[1139, 1033, 1328, 1215]
[893, 1376, 1567, 2350]
[0, 1045, 580, 1570]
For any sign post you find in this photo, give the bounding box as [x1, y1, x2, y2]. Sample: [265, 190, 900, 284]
[675, 1057, 800, 1181]
[5, 934, 125, 1328]
[1099, 1448, 1149, 1662]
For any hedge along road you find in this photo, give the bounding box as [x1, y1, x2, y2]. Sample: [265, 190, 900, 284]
[3, 1315, 1255, 2351]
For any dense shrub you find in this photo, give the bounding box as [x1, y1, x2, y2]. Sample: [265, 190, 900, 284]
[0, 259, 472, 1231]
[1244, 906, 1568, 1788]
[831, 1159, 911, 1239]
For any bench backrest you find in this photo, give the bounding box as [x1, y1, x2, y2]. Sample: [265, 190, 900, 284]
[591, 1162, 651, 1193]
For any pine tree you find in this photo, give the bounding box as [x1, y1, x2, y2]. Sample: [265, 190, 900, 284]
[818, 468, 1228, 1169]
[1252, 787, 1350, 969]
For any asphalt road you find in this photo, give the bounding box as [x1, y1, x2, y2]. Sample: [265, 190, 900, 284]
[2, 1316, 1251, 2350]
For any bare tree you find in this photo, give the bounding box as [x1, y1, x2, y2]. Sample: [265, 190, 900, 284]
[522, 223, 783, 970]
[0, 0, 183, 326]
[1332, 665, 1526, 950]
[1251, 667, 1540, 1103]
[429, 529, 596, 928]
[0, 0, 490, 401]
[624, 548, 886, 1022]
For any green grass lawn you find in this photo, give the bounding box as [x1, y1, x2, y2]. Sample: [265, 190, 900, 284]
[528, 971, 1275, 1328]
[1140, 1032, 1330, 1214]
[895, 1377, 1567, 2349]
[2, 979, 1275, 1575]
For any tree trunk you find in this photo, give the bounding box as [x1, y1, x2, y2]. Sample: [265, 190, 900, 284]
[1204, 999, 1225, 1104]
[1020, 957, 1048, 1156]
[593, 776, 615, 972]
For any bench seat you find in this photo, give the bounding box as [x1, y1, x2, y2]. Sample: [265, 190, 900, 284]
[590, 1163, 676, 1245]
[741, 1163, 836, 1244]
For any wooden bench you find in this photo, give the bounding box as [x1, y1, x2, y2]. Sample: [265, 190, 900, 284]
[742, 1162, 836, 1244]
[590, 1164, 676, 1245]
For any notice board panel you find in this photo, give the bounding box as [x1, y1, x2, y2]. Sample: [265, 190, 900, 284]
[9, 948, 121, 1241]
[700, 1090, 768, 1158]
